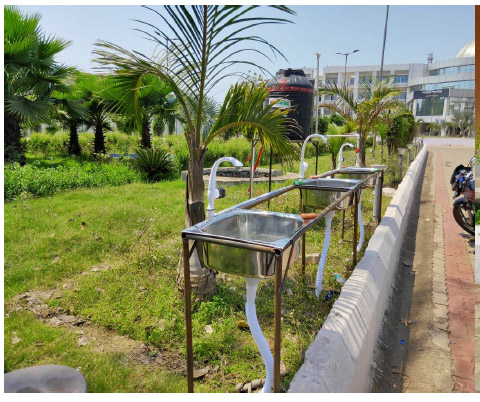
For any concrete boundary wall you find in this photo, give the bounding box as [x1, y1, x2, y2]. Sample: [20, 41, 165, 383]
[289, 146, 429, 393]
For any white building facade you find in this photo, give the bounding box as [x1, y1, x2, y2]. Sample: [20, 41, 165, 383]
[306, 40, 475, 134]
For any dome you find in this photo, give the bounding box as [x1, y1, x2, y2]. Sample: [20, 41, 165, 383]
[455, 40, 475, 58]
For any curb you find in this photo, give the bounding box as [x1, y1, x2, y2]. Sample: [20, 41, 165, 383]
[288, 145, 429, 393]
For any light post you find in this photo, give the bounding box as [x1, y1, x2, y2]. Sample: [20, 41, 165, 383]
[315, 53, 321, 134]
[397, 148, 407, 182]
[336, 49, 359, 89]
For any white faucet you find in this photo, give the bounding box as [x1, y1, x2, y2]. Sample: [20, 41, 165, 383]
[299, 134, 327, 179]
[207, 157, 243, 219]
[337, 143, 354, 168]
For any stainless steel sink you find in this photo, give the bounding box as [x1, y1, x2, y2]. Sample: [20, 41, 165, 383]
[338, 167, 380, 187]
[183, 209, 304, 278]
[296, 178, 360, 210]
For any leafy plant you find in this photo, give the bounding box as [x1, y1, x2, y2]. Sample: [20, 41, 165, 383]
[94, 5, 299, 298]
[318, 75, 402, 166]
[325, 123, 347, 169]
[4, 6, 73, 163]
[132, 147, 176, 182]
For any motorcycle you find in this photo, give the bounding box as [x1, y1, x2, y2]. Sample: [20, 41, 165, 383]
[450, 156, 475, 236]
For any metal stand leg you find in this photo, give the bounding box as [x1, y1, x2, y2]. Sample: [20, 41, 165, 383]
[268, 146, 273, 208]
[341, 209, 346, 240]
[352, 191, 359, 267]
[273, 253, 283, 393]
[183, 238, 194, 393]
[314, 142, 319, 176]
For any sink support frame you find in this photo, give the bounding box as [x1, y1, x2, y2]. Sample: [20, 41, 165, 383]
[181, 170, 380, 393]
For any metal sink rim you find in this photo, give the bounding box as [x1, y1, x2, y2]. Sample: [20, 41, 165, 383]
[182, 209, 304, 251]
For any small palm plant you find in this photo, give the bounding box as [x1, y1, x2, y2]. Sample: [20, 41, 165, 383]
[132, 147, 176, 181]
[94, 5, 299, 299]
[318, 75, 402, 166]
[375, 121, 389, 162]
[325, 123, 347, 169]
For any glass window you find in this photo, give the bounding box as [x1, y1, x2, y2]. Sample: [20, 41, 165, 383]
[459, 65, 475, 73]
[393, 75, 408, 84]
[359, 76, 372, 84]
[326, 77, 338, 85]
[350, 77, 355, 85]
[415, 98, 445, 116]
[430, 65, 475, 76]
[394, 92, 407, 101]
[424, 80, 474, 90]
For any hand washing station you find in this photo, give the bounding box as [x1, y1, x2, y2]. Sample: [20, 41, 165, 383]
[181, 178, 362, 393]
[294, 178, 362, 296]
[337, 167, 383, 251]
[181, 157, 381, 393]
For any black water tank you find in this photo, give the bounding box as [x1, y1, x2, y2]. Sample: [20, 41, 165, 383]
[265, 68, 314, 141]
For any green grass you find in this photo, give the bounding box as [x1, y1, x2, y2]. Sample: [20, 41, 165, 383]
[4, 141, 406, 392]
[4, 166, 390, 392]
[4, 310, 185, 392]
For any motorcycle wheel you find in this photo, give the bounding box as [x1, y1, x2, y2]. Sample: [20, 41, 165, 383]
[452, 202, 474, 236]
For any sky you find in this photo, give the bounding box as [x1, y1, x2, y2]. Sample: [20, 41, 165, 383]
[18, 4, 475, 102]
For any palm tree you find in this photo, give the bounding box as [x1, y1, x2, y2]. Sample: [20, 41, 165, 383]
[93, 5, 298, 299]
[318, 75, 402, 166]
[325, 123, 347, 169]
[52, 75, 89, 155]
[375, 121, 389, 162]
[77, 74, 113, 154]
[4, 5, 73, 163]
[106, 74, 174, 148]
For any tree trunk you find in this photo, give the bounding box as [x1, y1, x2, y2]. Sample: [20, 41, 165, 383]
[175, 148, 217, 301]
[68, 121, 81, 156]
[358, 134, 367, 167]
[94, 122, 106, 154]
[331, 154, 337, 170]
[4, 110, 25, 165]
[141, 118, 152, 148]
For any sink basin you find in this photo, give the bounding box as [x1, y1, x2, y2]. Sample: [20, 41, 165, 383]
[338, 167, 379, 187]
[296, 178, 360, 210]
[183, 209, 303, 278]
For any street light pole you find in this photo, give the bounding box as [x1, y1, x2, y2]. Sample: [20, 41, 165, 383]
[336, 49, 359, 89]
[315, 53, 321, 134]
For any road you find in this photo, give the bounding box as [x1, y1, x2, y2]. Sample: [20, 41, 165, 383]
[371, 141, 475, 393]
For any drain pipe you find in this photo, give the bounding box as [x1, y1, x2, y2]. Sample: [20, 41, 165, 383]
[315, 210, 335, 297]
[207, 157, 243, 219]
[244, 277, 274, 393]
[337, 143, 354, 168]
[357, 191, 365, 252]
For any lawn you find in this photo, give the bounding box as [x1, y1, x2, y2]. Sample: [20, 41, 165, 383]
[4, 147, 396, 392]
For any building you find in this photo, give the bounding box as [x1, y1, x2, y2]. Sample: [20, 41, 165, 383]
[306, 40, 474, 135]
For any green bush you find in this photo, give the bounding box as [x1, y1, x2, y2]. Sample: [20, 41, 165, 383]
[132, 147, 176, 182]
[25, 132, 326, 173]
[4, 160, 143, 200]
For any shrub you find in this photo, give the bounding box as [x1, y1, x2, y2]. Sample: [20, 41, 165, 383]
[132, 147, 176, 182]
[4, 160, 142, 200]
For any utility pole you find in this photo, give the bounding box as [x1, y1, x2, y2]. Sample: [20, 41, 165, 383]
[379, 5, 390, 83]
[315, 53, 321, 133]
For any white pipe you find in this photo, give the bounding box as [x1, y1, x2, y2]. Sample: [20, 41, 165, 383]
[299, 134, 327, 179]
[244, 277, 273, 393]
[337, 143, 354, 168]
[206, 157, 243, 219]
[357, 190, 365, 252]
[315, 210, 335, 297]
